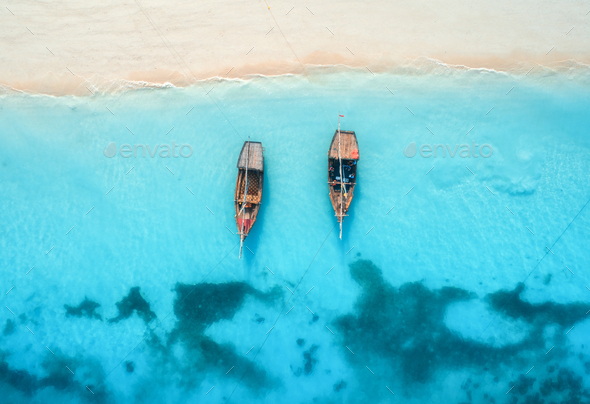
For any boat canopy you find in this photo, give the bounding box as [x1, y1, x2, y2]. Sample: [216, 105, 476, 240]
[328, 130, 359, 160]
[237, 141, 264, 171]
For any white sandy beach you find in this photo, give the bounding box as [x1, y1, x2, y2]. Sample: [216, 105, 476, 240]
[1, 0, 589, 95]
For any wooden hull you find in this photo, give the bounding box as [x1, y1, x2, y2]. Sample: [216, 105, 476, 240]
[327, 130, 359, 224]
[234, 141, 264, 241]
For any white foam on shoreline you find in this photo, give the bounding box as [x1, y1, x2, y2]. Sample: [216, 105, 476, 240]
[2, 58, 590, 98]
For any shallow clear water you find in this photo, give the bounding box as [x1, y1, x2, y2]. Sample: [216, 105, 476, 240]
[1, 68, 590, 403]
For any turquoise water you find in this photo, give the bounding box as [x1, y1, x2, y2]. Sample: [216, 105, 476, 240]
[1, 67, 590, 403]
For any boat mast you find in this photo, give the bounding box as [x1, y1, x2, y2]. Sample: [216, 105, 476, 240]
[338, 115, 344, 240]
[239, 138, 251, 259]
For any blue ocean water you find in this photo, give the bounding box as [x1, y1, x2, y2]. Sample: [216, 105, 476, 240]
[1, 66, 590, 403]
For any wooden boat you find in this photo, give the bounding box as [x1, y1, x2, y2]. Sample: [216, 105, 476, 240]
[235, 140, 264, 258]
[328, 116, 359, 239]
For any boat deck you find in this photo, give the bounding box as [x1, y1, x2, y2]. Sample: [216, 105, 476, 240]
[236, 170, 262, 204]
[328, 129, 358, 227]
